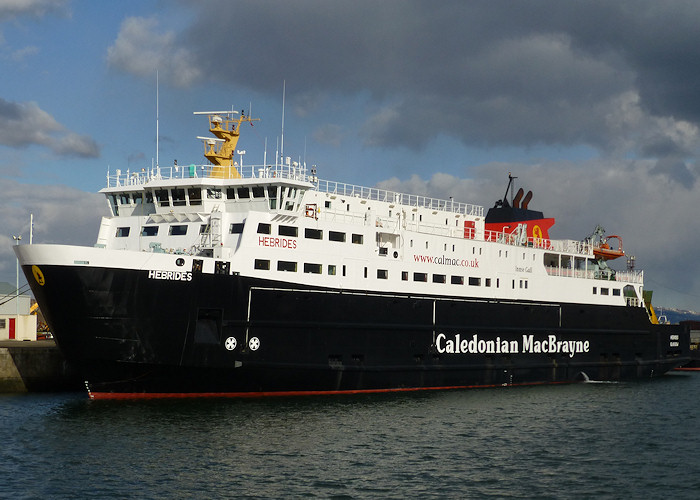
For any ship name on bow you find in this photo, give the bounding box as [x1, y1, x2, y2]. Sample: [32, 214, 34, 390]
[436, 333, 590, 358]
[148, 270, 193, 281]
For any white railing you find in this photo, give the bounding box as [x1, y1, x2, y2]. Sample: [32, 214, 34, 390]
[316, 179, 483, 217]
[545, 266, 643, 284]
[106, 164, 485, 218]
[106, 164, 309, 187]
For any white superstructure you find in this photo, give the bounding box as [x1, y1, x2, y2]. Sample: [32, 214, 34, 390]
[96, 159, 644, 310]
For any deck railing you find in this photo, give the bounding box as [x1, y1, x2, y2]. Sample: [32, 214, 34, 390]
[545, 266, 643, 284]
[106, 164, 485, 218]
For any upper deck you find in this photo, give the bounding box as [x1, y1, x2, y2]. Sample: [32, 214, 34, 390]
[103, 163, 485, 219]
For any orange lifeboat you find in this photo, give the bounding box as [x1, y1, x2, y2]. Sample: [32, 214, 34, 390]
[593, 235, 624, 260]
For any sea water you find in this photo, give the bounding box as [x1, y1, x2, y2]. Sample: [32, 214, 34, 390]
[2, 373, 700, 499]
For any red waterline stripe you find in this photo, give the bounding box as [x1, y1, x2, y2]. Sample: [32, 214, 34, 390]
[674, 367, 700, 372]
[87, 380, 569, 400]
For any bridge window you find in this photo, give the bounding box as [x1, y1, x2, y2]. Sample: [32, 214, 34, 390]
[188, 188, 202, 206]
[155, 189, 169, 207]
[108, 195, 119, 215]
[252, 186, 265, 198]
[237, 187, 250, 199]
[268, 186, 279, 210]
[172, 188, 186, 206]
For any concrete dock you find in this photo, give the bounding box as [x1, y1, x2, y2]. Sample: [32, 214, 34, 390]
[0, 340, 84, 393]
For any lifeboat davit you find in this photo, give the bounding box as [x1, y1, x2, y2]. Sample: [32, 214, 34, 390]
[593, 235, 624, 260]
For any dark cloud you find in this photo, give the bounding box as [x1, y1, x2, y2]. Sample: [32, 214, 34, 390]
[98, 1, 700, 169]
[149, 1, 694, 161]
[0, 98, 100, 157]
[649, 157, 696, 188]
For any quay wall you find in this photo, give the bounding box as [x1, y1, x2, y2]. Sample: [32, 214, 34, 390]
[0, 340, 83, 393]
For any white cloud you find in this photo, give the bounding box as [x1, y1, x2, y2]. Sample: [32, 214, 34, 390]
[9, 44, 38, 62]
[0, 179, 106, 284]
[106, 16, 202, 88]
[0, 0, 68, 20]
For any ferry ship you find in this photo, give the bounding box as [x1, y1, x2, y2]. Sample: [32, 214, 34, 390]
[14, 109, 690, 399]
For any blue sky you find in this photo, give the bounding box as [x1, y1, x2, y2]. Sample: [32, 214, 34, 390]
[2, 0, 700, 311]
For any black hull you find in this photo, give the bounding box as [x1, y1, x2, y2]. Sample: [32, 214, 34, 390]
[23, 264, 690, 398]
[676, 348, 700, 371]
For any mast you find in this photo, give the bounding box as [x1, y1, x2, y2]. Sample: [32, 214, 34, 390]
[281, 80, 286, 164]
[156, 71, 159, 168]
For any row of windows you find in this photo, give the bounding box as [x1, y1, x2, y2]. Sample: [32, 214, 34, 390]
[256, 223, 364, 244]
[117, 221, 369, 244]
[119, 221, 487, 255]
[258, 222, 486, 256]
[256, 258, 621, 296]
[110, 186, 304, 213]
[117, 224, 219, 238]
[253, 259, 493, 286]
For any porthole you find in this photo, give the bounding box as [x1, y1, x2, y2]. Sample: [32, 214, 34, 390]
[393, 251, 398, 258]
[175, 258, 185, 267]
